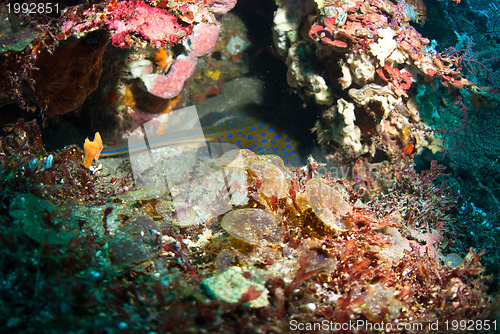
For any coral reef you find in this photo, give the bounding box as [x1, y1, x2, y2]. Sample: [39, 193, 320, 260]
[270, 2, 500, 290]
[273, 0, 497, 162]
[0, 0, 498, 332]
[0, 140, 495, 331]
[0, 0, 237, 115]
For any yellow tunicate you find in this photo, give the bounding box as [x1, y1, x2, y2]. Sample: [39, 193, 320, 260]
[122, 86, 136, 107]
[221, 208, 284, 247]
[305, 178, 352, 232]
[247, 159, 289, 199]
[216, 149, 290, 207]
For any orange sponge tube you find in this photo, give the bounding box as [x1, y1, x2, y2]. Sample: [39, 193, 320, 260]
[82, 132, 103, 169]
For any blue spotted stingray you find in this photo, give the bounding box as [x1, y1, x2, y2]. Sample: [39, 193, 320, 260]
[101, 112, 302, 166]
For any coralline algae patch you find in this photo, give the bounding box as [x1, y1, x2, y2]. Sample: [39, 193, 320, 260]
[200, 113, 302, 165]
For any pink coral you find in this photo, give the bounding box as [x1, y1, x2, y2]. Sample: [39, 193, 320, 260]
[137, 1, 236, 99]
[376, 64, 413, 97]
[147, 55, 198, 99]
[146, 22, 222, 98]
[104, 0, 193, 48]
[309, 25, 349, 51]
[189, 23, 221, 57]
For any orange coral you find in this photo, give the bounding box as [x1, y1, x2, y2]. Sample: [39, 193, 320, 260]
[82, 132, 103, 169]
[155, 48, 169, 68]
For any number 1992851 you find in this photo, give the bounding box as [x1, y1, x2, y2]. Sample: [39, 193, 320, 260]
[6, 2, 60, 15]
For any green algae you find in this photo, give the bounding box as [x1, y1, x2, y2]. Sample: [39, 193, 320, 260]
[9, 194, 79, 245]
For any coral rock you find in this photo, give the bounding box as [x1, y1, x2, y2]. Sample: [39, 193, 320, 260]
[202, 266, 269, 308]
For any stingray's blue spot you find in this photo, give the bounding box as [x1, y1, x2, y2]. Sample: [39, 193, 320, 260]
[237, 140, 241, 144]
[268, 128, 274, 132]
[271, 140, 276, 144]
[265, 148, 269, 152]
[294, 157, 299, 161]
[238, 131, 242, 135]
[290, 151, 295, 154]
[260, 132, 266, 137]
[273, 147, 278, 151]
[226, 128, 230, 131]
[257, 147, 263, 151]
[262, 139, 268, 143]
[232, 125, 236, 129]
[258, 126, 262, 129]
[285, 138, 291, 142]
[220, 136, 224, 139]
[248, 135, 253, 140]
[226, 121, 231, 125]
[237, 144, 242, 148]
[218, 116, 222, 119]
[242, 134, 246, 137]
[252, 144, 256, 148]
[228, 133, 233, 138]
[249, 123, 254, 126]
[274, 135, 280, 140]
[286, 144, 292, 149]
[251, 127, 256, 130]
